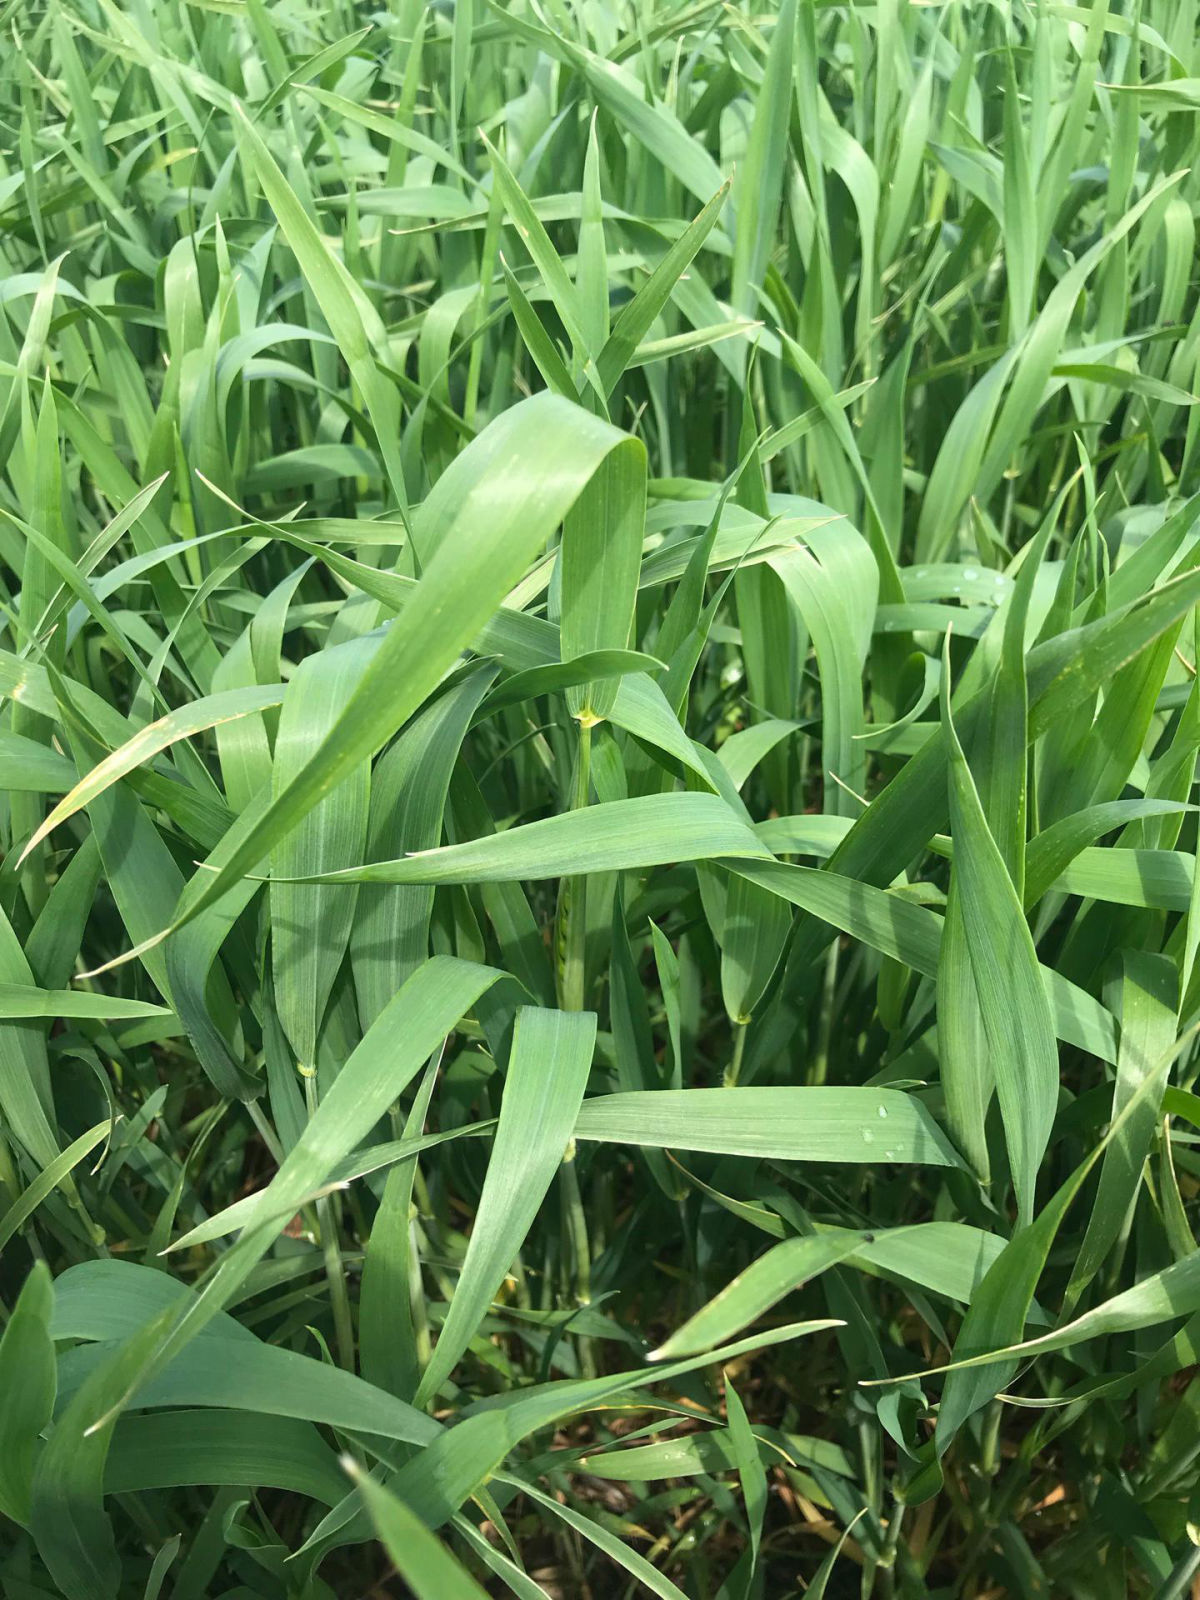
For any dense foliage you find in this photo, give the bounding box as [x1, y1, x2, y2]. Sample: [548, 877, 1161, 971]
[3, 0, 1200, 1595]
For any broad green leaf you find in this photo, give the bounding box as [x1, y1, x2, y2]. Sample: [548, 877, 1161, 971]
[0, 1263, 55, 1527]
[105, 1410, 347, 1505]
[731, 0, 796, 317]
[652, 1232, 870, 1359]
[578, 113, 609, 357]
[416, 1007, 597, 1403]
[482, 650, 661, 715]
[1025, 799, 1191, 907]
[359, 1057, 443, 1403]
[0, 903, 62, 1172]
[1067, 954, 1178, 1304]
[51, 1262, 440, 1448]
[574, 1088, 959, 1166]
[560, 438, 647, 722]
[941, 656, 1058, 1226]
[271, 635, 372, 1067]
[725, 1375, 767, 1573]
[20, 686, 284, 861]
[267, 792, 770, 885]
[352, 665, 496, 1028]
[1047, 846, 1192, 911]
[0, 988, 169, 1021]
[351, 1467, 492, 1599]
[30, 1307, 175, 1600]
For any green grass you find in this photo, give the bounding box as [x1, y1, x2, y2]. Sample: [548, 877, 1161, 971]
[2, 0, 1200, 1595]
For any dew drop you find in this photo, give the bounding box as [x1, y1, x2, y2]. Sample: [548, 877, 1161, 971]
[861, 1128, 875, 1144]
[877, 1105, 888, 1119]
[951, 583, 961, 594]
[963, 566, 979, 581]
[883, 619, 895, 631]
[885, 1149, 896, 1161]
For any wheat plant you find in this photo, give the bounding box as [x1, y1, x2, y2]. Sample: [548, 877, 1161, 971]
[2, 1, 1200, 1596]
